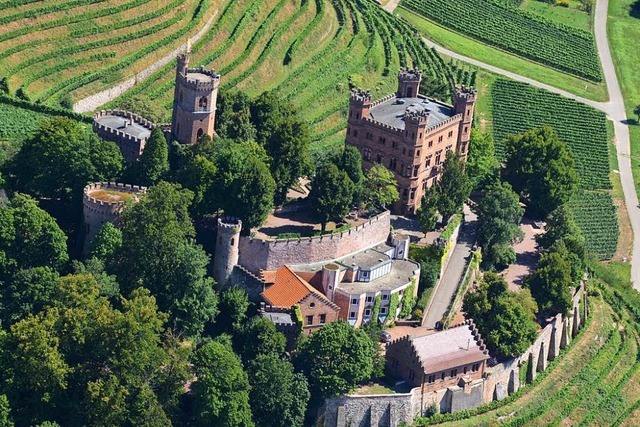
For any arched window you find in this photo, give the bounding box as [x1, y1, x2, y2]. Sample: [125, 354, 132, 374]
[179, 91, 183, 103]
[230, 238, 235, 246]
[197, 128, 204, 139]
[199, 96, 208, 109]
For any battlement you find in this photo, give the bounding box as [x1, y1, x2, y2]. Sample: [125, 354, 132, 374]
[177, 66, 221, 91]
[83, 182, 147, 207]
[455, 85, 477, 101]
[398, 66, 422, 82]
[350, 88, 372, 105]
[426, 113, 463, 133]
[94, 109, 156, 130]
[369, 93, 396, 108]
[404, 109, 429, 126]
[361, 116, 403, 133]
[218, 216, 242, 230]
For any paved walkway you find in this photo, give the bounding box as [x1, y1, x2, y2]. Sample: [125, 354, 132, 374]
[385, 0, 639, 288]
[423, 205, 477, 328]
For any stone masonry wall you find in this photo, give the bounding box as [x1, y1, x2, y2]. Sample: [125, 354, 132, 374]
[237, 211, 391, 274]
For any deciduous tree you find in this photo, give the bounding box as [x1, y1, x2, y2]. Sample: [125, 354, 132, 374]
[503, 126, 578, 218]
[526, 251, 574, 315]
[466, 129, 499, 190]
[416, 185, 439, 234]
[237, 316, 286, 363]
[309, 163, 354, 231]
[362, 164, 399, 209]
[436, 151, 472, 220]
[133, 127, 169, 186]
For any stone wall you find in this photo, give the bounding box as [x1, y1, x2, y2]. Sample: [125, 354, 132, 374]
[323, 391, 417, 427]
[237, 211, 391, 274]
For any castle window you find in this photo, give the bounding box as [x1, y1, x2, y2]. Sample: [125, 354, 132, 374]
[451, 369, 458, 378]
[306, 315, 313, 325]
[382, 294, 389, 300]
[364, 148, 371, 160]
[413, 166, 419, 177]
[419, 132, 423, 139]
[364, 309, 371, 317]
[366, 132, 373, 140]
[422, 179, 428, 190]
[448, 130, 454, 138]
[357, 113, 360, 119]
[441, 372, 445, 381]
[376, 154, 382, 164]
[410, 188, 416, 200]
[464, 126, 469, 133]
[389, 157, 397, 170]
[320, 314, 326, 324]
[392, 141, 398, 149]
[416, 150, 420, 158]
[472, 363, 480, 372]
[428, 375, 436, 383]
[351, 298, 358, 305]
[380, 307, 387, 314]
[405, 166, 411, 177]
[446, 145, 453, 153]
[467, 110, 471, 117]
[230, 238, 235, 246]
[366, 296, 373, 303]
[464, 366, 468, 374]
[428, 140, 433, 148]
[349, 311, 356, 319]
[438, 135, 443, 143]
[402, 188, 408, 199]
[425, 155, 432, 168]
[379, 137, 386, 145]
[197, 128, 204, 139]
[199, 96, 208, 109]
[309, 302, 316, 308]
[435, 151, 442, 165]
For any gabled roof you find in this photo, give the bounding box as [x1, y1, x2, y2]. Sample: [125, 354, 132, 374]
[261, 266, 331, 308]
[405, 322, 490, 374]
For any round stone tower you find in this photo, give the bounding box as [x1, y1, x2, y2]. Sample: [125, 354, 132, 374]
[170, 45, 221, 144]
[213, 217, 242, 287]
[82, 182, 147, 257]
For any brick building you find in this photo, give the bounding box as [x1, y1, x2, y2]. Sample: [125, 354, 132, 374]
[345, 68, 476, 214]
[261, 265, 340, 334]
[386, 321, 489, 392]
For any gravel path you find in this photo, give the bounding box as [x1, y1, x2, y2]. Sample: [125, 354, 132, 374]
[73, 9, 219, 114]
[385, 0, 638, 287]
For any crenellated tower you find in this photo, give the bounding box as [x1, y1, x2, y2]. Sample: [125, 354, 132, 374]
[397, 67, 422, 98]
[170, 44, 221, 144]
[213, 217, 242, 287]
[453, 85, 477, 159]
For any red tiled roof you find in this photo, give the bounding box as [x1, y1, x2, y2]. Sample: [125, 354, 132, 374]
[261, 266, 330, 308]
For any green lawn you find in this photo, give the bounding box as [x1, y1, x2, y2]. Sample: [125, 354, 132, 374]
[520, 0, 591, 31]
[608, 0, 640, 195]
[396, 7, 608, 102]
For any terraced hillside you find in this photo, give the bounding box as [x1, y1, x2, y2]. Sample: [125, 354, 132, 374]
[0, 0, 218, 106]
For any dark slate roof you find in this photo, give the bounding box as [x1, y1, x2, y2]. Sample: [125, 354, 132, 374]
[368, 95, 456, 130]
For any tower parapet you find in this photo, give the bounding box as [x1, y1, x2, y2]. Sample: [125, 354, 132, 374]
[213, 217, 242, 287]
[82, 182, 146, 256]
[397, 67, 422, 98]
[93, 109, 156, 163]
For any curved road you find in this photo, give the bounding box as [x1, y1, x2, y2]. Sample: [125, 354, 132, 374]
[386, 0, 639, 288]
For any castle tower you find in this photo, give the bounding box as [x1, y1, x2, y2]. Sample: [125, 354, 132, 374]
[82, 182, 146, 257]
[391, 234, 410, 260]
[170, 45, 221, 144]
[321, 263, 341, 301]
[454, 85, 477, 159]
[403, 109, 429, 143]
[397, 67, 422, 98]
[213, 217, 242, 287]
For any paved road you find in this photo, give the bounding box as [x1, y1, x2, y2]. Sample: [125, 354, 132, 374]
[386, 0, 639, 288]
[423, 205, 477, 328]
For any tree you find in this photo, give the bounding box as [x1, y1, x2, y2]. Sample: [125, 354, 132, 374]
[15, 87, 28, 101]
[462, 273, 537, 359]
[419, 74, 449, 101]
[0, 267, 59, 325]
[416, 185, 439, 235]
[89, 222, 122, 261]
[0, 193, 68, 278]
[176, 154, 218, 218]
[118, 95, 167, 124]
[219, 286, 251, 332]
[338, 146, 365, 205]
[116, 182, 218, 338]
[309, 163, 354, 231]
[536, 204, 584, 249]
[0, 395, 12, 427]
[526, 251, 574, 315]
[294, 321, 374, 398]
[503, 126, 578, 218]
[477, 182, 524, 270]
[362, 164, 399, 209]
[249, 355, 309, 427]
[4, 118, 123, 203]
[237, 316, 286, 363]
[226, 152, 275, 233]
[0, 77, 9, 95]
[1, 275, 190, 427]
[133, 127, 169, 186]
[215, 91, 257, 141]
[634, 104, 640, 122]
[466, 129, 499, 190]
[191, 342, 254, 427]
[436, 151, 472, 220]
[72, 257, 120, 298]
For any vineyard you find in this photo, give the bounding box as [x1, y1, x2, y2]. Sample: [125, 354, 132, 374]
[491, 78, 617, 259]
[400, 0, 602, 82]
[415, 283, 640, 426]
[0, 101, 54, 142]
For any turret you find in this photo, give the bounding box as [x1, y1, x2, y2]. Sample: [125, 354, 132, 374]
[170, 42, 221, 144]
[397, 67, 422, 98]
[322, 263, 341, 301]
[82, 182, 146, 257]
[403, 108, 429, 144]
[454, 85, 477, 159]
[348, 89, 372, 123]
[391, 234, 410, 260]
[213, 217, 242, 287]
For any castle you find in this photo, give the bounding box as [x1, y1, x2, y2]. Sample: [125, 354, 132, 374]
[93, 45, 220, 162]
[345, 68, 476, 214]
